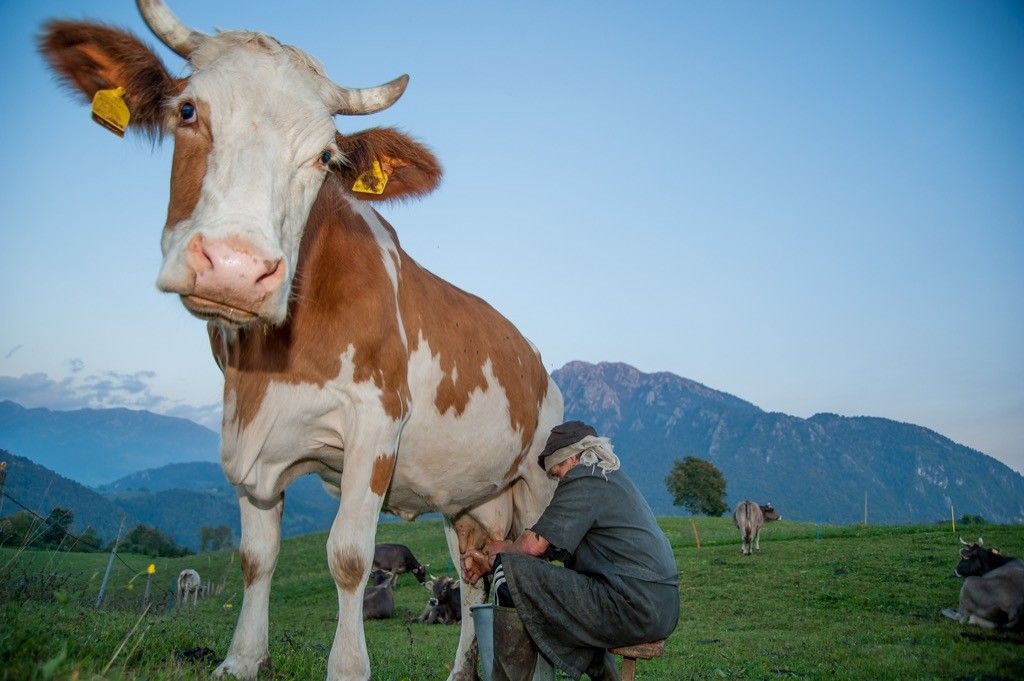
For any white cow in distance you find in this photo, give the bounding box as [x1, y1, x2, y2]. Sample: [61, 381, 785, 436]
[177, 568, 201, 608]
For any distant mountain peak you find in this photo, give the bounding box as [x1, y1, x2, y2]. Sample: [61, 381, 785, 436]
[552, 360, 1024, 524]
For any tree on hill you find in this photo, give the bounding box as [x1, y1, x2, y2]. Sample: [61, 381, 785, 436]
[118, 524, 192, 557]
[77, 526, 102, 552]
[0, 511, 40, 547]
[665, 456, 728, 516]
[39, 507, 74, 547]
[200, 525, 233, 552]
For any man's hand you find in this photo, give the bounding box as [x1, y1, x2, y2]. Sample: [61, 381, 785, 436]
[462, 549, 491, 585]
[461, 533, 552, 584]
[485, 539, 514, 557]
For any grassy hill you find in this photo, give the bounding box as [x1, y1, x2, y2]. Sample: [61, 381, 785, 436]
[2, 518, 1023, 680]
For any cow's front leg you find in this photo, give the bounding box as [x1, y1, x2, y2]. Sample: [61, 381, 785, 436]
[216, 490, 283, 679]
[326, 424, 401, 681]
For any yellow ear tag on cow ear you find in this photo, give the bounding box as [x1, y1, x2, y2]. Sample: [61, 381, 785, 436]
[352, 160, 390, 195]
[91, 87, 130, 137]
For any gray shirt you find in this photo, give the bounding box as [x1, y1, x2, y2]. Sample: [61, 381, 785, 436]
[531, 464, 678, 589]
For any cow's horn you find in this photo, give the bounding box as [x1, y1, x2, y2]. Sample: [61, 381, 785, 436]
[959, 536, 970, 545]
[136, 0, 208, 59]
[330, 75, 410, 116]
[978, 537, 984, 546]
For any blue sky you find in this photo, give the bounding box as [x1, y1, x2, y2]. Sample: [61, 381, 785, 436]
[1, 1, 1022, 473]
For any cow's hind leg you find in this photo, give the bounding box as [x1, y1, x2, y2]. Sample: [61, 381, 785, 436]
[443, 516, 487, 681]
[754, 528, 762, 552]
[216, 490, 283, 679]
[446, 492, 518, 681]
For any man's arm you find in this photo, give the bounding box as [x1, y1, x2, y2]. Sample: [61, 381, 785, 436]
[462, 530, 551, 584]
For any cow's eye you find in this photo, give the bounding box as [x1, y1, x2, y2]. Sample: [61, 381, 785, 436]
[320, 150, 333, 165]
[180, 102, 197, 124]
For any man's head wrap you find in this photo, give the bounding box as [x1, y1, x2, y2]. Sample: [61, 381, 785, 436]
[538, 420, 620, 478]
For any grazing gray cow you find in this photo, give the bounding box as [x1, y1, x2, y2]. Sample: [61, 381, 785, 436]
[176, 569, 201, 608]
[942, 539, 1024, 630]
[418, 576, 461, 624]
[373, 544, 429, 583]
[733, 501, 781, 556]
[362, 569, 397, 620]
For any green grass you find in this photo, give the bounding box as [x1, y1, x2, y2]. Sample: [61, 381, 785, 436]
[2, 518, 1023, 680]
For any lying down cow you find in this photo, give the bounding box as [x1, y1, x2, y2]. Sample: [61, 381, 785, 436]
[362, 569, 398, 620]
[418, 576, 461, 624]
[942, 538, 1024, 630]
[733, 501, 781, 556]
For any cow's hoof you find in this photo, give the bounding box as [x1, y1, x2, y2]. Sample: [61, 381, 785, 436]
[214, 656, 268, 679]
[940, 608, 961, 622]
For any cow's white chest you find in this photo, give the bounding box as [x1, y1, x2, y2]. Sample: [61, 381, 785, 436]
[220, 345, 390, 502]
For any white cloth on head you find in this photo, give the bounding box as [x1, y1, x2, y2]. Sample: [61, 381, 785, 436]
[543, 435, 620, 478]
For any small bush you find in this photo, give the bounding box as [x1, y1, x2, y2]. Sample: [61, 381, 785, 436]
[0, 567, 72, 603]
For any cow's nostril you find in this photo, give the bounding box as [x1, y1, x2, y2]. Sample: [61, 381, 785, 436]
[185, 234, 214, 274]
[256, 258, 284, 288]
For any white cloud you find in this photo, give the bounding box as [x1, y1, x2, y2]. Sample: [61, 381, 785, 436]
[0, 366, 222, 431]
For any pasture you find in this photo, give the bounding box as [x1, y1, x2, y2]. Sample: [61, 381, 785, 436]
[2, 518, 1022, 680]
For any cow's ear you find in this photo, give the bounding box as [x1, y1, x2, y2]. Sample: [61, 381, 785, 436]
[335, 128, 442, 202]
[423, 579, 435, 592]
[39, 20, 177, 138]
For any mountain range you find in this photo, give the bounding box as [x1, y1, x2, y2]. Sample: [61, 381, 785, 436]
[0, 400, 218, 486]
[555, 361, 1024, 523]
[1, 361, 1022, 550]
[0, 452, 339, 550]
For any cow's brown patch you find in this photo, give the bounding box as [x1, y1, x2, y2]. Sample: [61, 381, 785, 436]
[165, 99, 213, 230]
[219, 174, 410, 430]
[502, 447, 530, 482]
[399, 263, 550, 450]
[330, 546, 365, 593]
[240, 549, 259, 587]
[38, 20, 176, 137]
[369, 453, 397, 497]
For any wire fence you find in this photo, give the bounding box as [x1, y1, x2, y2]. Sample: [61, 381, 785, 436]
[0, 483, 229, 613]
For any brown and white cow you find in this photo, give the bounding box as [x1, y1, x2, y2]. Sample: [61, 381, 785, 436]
[733, 500, 781, 556]
[39, 2, 562, 680]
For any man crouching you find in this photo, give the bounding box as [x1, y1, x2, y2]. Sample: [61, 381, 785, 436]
[464, 421, 680, 681]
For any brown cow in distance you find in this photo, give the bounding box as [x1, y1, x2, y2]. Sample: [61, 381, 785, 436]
[38, 2, 563, 679]
[733, 501, 781, 555]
